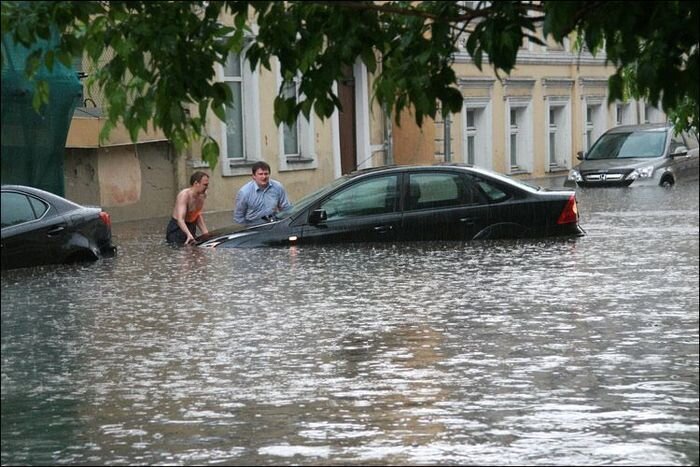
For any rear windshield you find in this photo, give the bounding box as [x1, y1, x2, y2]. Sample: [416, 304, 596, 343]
[587, 130, 667, 160]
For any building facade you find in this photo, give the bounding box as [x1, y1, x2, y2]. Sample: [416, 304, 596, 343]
[62, 15, 666, 223]
[393, 33, 667, 175]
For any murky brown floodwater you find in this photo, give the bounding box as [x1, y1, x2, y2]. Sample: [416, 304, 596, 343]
[2, 181, 698, 465]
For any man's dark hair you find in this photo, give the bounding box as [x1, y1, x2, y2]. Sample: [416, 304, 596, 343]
[251, 161, 271, 174]
[190, 171, 209, 185]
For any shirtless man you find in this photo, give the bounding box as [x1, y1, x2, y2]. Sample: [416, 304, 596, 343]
[165, 171, 210, 245]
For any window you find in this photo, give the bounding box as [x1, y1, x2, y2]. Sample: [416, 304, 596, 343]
[682, 132, 699, 150]
[506, 97, 533, 174]
[472, 177, 510, 203]
[585, 100, 606, 150]
[644, 104, 665, 124]
[549, 108, 557, 167]
[510, 109, 519, 168]
[407, 173, 465, 211]
[586, 106, 594, 149]
[546, 100, 571, 171]
[221, 46, 261, 176]
[587, 131, 667, 160]
[1, 192, 48, 228]
[669, 133, 687, 154]
[615, 102, 636, 126]
[277, 69, 316, 170]
[320, 175, 399, 220]
[223, 52, 245, 160]
[466, 110, 475, 165]
[282, 80, 300, 157]
[462, 99, 492, 170]
[616, 104, 623, 125]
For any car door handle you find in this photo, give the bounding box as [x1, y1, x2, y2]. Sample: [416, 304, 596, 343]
[47, 226, 65, 236]
[460, 217, 475, 225]
[374, 225, 393, 233]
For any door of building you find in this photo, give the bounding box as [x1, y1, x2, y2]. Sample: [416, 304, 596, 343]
[338, 66, 357, 175]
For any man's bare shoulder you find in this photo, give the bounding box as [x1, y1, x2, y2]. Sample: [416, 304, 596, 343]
[176, 187, 192, 201]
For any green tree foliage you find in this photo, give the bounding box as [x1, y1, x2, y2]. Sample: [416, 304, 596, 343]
[544, 1, 699, 136]
[2, 1, 698, 168]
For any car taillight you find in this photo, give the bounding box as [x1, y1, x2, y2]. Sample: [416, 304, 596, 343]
[99, 211, 112, 228]
[557, 194, 579, 225]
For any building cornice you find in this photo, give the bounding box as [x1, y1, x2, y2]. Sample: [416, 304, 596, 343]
[579, 77, 610, 87]
[458, 77, 496, 88]
[542, 77, 575, 88]
[453, 51, 608, 67]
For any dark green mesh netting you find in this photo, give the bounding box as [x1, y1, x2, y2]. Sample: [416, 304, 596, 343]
[1, 32, 82, 196]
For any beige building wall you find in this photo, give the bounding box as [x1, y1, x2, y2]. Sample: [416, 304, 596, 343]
[393, 40, 662, 181]
[62, 18, 666, 224]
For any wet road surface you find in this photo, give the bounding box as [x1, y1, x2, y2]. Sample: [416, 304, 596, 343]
[2, 182, 698, 465]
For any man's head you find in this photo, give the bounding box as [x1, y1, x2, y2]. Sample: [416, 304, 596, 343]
[190, 171, 210, 194]
[251, 161, 271, 189]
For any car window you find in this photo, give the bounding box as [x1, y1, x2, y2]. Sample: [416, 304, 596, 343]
[320, 175, 398, 220]
[1, 192, 47, 228]
[587, 130, 667, 159]
[29, 196, 49, 218]
[669, 133, 687, 153]
[470, 176, 510, 203]
[406, 173, 467, 211]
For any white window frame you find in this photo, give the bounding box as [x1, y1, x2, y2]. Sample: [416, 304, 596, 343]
[643, 102, 665, 124]
[505, 98, 533, 174]
[461, 98, 492, 170]
[276, 68, 317, 172]
[546, 97, 571, 171]
[584, 97, 606, 150]
[615, 101, 636, 126]
[219, 43, 262, 177]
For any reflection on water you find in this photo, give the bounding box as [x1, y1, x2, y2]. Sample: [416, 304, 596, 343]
[2, 184, 698, 465]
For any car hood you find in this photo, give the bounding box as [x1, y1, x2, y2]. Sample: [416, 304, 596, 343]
[196, 221, 278, 245]
[575, 157, 662, 171]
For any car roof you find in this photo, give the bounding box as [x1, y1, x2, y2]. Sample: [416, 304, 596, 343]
[348, 162, 479, 177]
[345, 163, 541, 192]
[605, 123, 670, 133]
[1, 184, 83, 210]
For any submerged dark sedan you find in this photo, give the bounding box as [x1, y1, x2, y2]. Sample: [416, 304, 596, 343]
[1, 185, 116, 270]
[199, 164, 583, 249]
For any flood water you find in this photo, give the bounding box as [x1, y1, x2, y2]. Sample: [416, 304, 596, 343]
[2, 182, 698, 465]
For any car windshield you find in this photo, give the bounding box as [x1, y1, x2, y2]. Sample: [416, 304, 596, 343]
[274, 175, 352, 220]
[586, 130, 667, 160]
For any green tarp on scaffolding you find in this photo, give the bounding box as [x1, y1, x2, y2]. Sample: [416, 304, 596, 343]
[1, 32, 82, 196]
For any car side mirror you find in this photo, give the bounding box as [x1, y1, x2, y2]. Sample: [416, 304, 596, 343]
[576, 150, 585, 160]
[308, 209, 327, 225]
[671, 146, 688, 157]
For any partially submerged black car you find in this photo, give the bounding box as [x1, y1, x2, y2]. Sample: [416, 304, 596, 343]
[199, 164, 583, 249]
[1, 185, 116, 270]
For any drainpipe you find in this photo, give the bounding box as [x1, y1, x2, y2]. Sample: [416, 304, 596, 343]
[444, 112, 452, 162]
[384, 106, 394, 165]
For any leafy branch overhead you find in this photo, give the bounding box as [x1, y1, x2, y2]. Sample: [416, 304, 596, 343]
[2, 1, 698, 169]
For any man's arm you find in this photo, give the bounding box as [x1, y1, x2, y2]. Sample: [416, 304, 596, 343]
[277, 184, 292, 211]
[174, 191, 196, 245]
[196, 213, 208, 236]
[233, 188, 248, 224]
